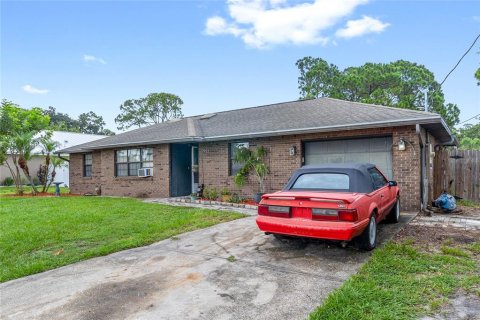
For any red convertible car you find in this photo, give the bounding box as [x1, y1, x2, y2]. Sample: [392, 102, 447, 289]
[256, 163, 400, 250]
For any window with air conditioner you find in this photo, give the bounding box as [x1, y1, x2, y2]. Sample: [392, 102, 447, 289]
[115, 148, 153, 177]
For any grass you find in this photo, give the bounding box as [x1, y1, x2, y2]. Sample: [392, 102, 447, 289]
[309, 241, 480, 320]
[457, 199, 480, 208]
[0, 196, 245, 282]
[0, 186, 70, 196]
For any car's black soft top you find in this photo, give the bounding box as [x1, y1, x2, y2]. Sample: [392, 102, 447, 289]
[283, 163, 378, 193]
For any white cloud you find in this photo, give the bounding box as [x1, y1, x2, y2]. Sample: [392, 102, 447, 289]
[335, 15, 390, 39]
[204, 0, 378, 48]
[22, 84, 49, 94]
[83, 54, 106, 64]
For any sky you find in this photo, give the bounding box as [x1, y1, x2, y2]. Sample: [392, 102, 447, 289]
[1, 0, 479, 133]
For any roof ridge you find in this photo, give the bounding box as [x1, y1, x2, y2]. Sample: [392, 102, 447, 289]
[323, 97, 440, 117]
[188, 98, 311, 119]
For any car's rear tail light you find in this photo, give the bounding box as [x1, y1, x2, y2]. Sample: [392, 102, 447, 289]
[311, 209, 358, 222]
[258, 205, 291, 218]
[338, 209, 358, 222]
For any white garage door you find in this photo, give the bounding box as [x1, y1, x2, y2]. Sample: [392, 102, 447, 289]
[304, 136, 393, 179]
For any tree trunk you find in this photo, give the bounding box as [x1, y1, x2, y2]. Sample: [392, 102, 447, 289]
[18, 157, 38, 195]
[46, 169, 56, 192]
[41, 153, 51, 193]
[5, 160, 23, 195]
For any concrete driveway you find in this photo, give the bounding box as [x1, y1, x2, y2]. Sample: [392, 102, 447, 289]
[0, 214, 414, 320]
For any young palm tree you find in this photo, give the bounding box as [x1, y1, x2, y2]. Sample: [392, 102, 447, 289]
[39, 138, 60, 192]
[15, 132, 40, 195]
[45, 156, 65, 192]
[233, 146, 269, 193]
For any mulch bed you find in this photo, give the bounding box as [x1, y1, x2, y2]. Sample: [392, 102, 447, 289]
[198, 198, 258, 206]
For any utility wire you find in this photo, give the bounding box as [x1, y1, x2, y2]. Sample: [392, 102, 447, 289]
[458, 113, 480, 125]
[440, 33, 480, 86]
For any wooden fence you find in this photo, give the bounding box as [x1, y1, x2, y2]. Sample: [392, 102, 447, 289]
[433, 149, 480, 202]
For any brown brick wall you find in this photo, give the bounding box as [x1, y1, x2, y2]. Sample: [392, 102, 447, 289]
[69, 145, 170, 198]
[68, 126, 423, 210]
[199, 126, 421, 211]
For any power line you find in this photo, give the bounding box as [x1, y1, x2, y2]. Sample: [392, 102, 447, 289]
[458, 113, 480, 125]
[440, 33, 480, 86]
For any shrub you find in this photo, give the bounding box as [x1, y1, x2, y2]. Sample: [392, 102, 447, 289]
[32, 177, 41, 186]
[228, 193, 245, 203]
[2, 177, 14, 186]
[203, 187, 219, 201]
[221, 188, 231, 196]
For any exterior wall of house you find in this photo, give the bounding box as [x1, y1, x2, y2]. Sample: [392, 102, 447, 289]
[199, 126, 422, 211]
[69, 145, 170, 197]
[67, 125, 425, 211]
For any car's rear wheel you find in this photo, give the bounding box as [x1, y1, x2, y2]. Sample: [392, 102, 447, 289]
[386, 198, 400, 223]
[356, 215, 377, 251]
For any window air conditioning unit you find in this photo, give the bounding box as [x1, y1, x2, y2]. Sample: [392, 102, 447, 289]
[138, 168, 153, 177]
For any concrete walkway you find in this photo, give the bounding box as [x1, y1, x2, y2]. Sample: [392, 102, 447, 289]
[0, 214, 415, 320]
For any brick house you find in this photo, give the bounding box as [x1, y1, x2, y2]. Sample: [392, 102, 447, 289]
[58, 98, 455, 211]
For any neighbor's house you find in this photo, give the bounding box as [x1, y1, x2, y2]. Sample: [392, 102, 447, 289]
[58, 98, 455, 211]
[0, 131, 106, 186]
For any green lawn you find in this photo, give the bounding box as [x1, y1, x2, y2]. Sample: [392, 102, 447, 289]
[0, 196, 245, 282]
[0, 186, 70, 196]
[309, 241, 480, 320]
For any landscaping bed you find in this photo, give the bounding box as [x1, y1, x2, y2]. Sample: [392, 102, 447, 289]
[172, 196, 258, 209]
[0, 186, 70, 197]
[0, 196, 245, 282]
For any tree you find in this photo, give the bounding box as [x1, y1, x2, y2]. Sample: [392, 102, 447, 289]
[45, 156, 65, 191]
[0, 100, 50, 194]
[115, 98, 149, 130]
[15, 132, 41, 194]
[457, 120, 480, 150]
[475, 67, 480, 86]
[37, 137, 60, 192]
[296, 58, 460, 128]
[42, 106, 80, 132]
[233, 146, 269, 194]
[42, 106, 115, 135]
[115, 92, 184, 130]
[78, 111, 114, 135]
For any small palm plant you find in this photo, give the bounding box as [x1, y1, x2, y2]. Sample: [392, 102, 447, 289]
[15, 131, 39, 195]
[233, 146, 269, 194]
[39, 137, 60, 192]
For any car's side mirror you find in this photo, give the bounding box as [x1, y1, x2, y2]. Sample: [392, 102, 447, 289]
[388, 181, 397, 187]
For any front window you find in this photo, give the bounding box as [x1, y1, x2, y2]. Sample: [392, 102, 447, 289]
[115, 148, 153, 177]
[290, 173, 350, 191]
[83, 153, 92, 177]
[229, 142, 249, 176]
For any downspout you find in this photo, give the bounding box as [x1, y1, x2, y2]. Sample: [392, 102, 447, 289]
[416, 124, 426, 211]
[56, 153, 70, 162]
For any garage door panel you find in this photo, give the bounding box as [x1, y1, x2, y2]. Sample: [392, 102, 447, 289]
[305, 137, 393, 179]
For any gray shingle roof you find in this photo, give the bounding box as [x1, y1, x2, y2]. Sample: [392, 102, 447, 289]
[58, 98, 453, 153]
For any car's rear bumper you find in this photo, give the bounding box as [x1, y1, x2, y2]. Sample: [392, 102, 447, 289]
[256, 216, 370, 241]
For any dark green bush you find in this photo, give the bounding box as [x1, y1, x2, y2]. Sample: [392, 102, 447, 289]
[2, 177, 14, 186]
